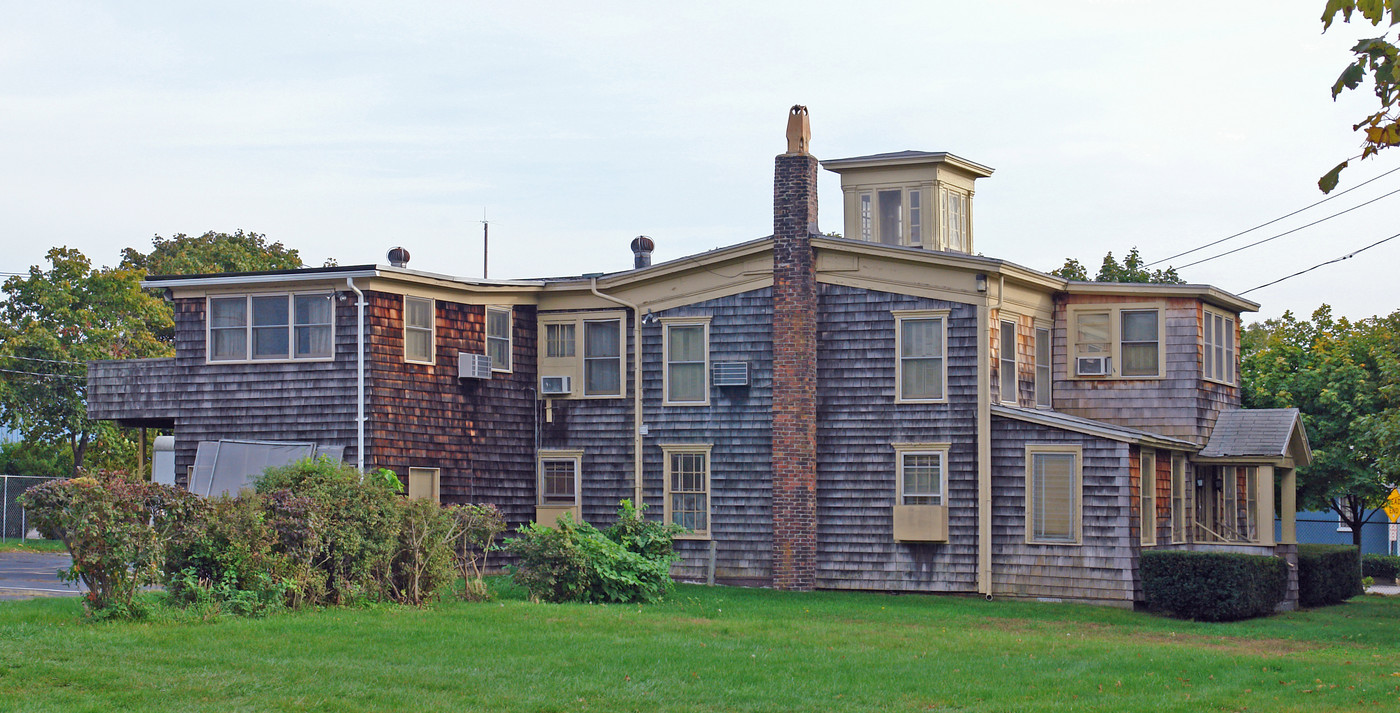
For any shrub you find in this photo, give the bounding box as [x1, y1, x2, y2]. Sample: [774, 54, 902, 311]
[451, 503, 507, 601]
[1362, 553, 1400, 582]
[18, 472, 202, 619]
[1140, 550, 1288, 622]
[508, 502, 680, 604]
[256, 457, 403, 605]
[163, 492, 291, 617]
[390, 497, 459, 606]
[1297, 544, 1363, 607]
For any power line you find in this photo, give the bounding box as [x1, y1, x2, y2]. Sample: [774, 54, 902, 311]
[1148, 164, 1400, 267]
[1174, 185, 1400, 270]
[0, 367, 86, 380]
[1239, 231, 1400, 295]
[0, 355, 87, 367]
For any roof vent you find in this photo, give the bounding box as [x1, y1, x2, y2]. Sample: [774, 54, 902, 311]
[387, 247, 410, 268]
[631, 235, 655, 269]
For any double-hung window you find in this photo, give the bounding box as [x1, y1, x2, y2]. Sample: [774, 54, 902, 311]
[1140, 449, 1156, 545]
[1120, 310, 1159, 377]
[999, 319, 1017, 404]
[1203, 307, 1236, 384]
[1069, 305, 1163, 378]
[538, 312, 624, 398]
[894, 310, 948, 402]
[1034, 326, 1052, 407]
[895, 445, 949, 506]
[663, 444, 711, 538]
[486, 306, 512, 372]
[584, 319, 623, 396]
[404, 296, 434, 364]
[208, 293, 334, 362]
[663, 318, 710, 406]
[1026, 445, 1081, 544]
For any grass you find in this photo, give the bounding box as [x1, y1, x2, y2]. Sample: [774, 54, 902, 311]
[0, 538, 65, 554]
[1, 581, 1398, 712]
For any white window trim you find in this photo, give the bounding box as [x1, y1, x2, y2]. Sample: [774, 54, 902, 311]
[1140, 449, 1157, 546]
[893, 442, 950, 506]
[205, 291, 337, 364]
[939, 185, 972, 253]
[893, 309, 950, 404]
[1203, 306, 1237, 386]
[1337, 510, 1352, 533]
[537, 449, 583, 507]
[661, 442, 713, 540]
[1034, 324, 1053, 408]
[486, 306, 513, 373]
[998, 317, 1018, 405]
[404, 296, 435, 365]
[1066, 302, 1167, 380]
[407, 467, 441, 502]
[662, 316, 711, 407]
[1025, 444, 1083, 545]
[537, 310, 627, 400]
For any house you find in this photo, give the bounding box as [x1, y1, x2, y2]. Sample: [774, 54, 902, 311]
[87, 107, 1311, 608]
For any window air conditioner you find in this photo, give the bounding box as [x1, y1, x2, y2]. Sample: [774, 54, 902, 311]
[540, 375, 572, 395]
[1075, 356, 1111, 376]
[457, 352, 493, 380]
[712, 361, 749, 387]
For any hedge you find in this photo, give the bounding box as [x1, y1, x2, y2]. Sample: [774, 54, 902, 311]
[1140, 550, 1287, 621]
[1297, 544, 1362, 607]
[1362, 554, 1400, 582]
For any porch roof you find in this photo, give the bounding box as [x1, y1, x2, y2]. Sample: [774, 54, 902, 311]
[1197, 408, 1312, 466]
[991, 405, 1198, 450]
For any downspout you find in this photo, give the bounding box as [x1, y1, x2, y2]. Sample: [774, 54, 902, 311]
[347, 278, 366, 472]
[589, 277, 645, 508]
[977, 274, 1004, 597]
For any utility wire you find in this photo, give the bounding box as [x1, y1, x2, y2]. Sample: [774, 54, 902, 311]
[1174, 186, 1400, 270]
[1148, 164, 1400, 267]
[1239, 231, 1400, 295]
[0, 367, 86, 380]
[0, 355, 87, 367]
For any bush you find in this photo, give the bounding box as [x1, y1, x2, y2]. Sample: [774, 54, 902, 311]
[508, 502, 681, 604]
[163, 492, 291, 617]
[256, 457, 402, 605]
[451, 503, 506, 601]
[1140, 550, 1288, 622]
[1297, 544, 1363, 607]
[390, 497, 459, 606]
[1362, 553, 1400, 582]
[18, 472, 201, 619]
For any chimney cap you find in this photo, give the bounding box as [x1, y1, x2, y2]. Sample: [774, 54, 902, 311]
[387, 247, 410, 268]
[785, 105, 810, 155]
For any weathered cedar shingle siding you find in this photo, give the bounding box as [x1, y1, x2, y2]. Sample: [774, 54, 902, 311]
[1052, 296, 1240, 444]
[990, 416, 1134, 603]
[645, 289, 774, 585]
[167, 297, 361, 485]
[365, 294, 537, 529]
[86, 358, 178, 422]
[814, 284, 979, 593]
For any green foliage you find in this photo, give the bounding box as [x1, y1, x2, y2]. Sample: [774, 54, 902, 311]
[17, 472, 202, 619]
[163, 492, 291, 617]
[119, 230, 302, 277]
[507, 502, 679, 604]
[390, 497, 459, 606]
[1297, 543, 1364, 607]
[1320, 1, 1400, 192]
[1049, 247, 1184, 284]
[1140, 550, 1288, 621]
[1240, 306, 1400, 540]
[0, 248, 172, 474]
[451, 503, 506, 601]
[256, 457, 402, 605]
[0, 440, 71, 478]
[603, 499, 685, 560]
[1361, 553, 1400, 580]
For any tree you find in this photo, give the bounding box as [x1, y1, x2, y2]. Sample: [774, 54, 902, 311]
[0, 248, 172, 475]
[1318, 1, 1400, 192]
[1050, 247, 1185, 284]
[119, 230, 302, 276]
[1241, 305, 1400, 545]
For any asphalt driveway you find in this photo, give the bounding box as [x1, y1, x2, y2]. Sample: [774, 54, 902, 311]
[0, 552, 85, 601]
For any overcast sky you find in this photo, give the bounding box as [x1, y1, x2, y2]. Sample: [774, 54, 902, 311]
[2, 1, 1395, 322]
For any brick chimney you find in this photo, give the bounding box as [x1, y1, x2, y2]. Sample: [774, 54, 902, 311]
[771, 105, 818, 591]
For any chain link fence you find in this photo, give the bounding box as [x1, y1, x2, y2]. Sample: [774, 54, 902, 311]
[2, 475, 59, 539]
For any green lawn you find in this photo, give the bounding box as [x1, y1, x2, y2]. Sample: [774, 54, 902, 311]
[0, 538, 65, 554]
[1, 582, 1397, 712]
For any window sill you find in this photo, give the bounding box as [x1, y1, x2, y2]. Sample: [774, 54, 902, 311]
[206, 356, 336, 365]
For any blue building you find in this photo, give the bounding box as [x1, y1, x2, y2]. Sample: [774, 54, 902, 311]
[1277, 509, 1393, 555]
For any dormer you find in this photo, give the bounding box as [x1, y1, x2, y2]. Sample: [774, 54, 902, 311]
[822, 151, 993, 254]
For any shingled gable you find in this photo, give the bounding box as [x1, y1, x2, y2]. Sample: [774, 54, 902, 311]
[1197, 408, 1312, 465]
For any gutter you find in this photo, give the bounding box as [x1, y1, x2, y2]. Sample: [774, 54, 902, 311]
[589, 277, 646, 509]
[347, 278, 366, 472]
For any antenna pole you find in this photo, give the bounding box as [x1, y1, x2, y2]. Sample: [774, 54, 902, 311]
[481, 209, 489, 279]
